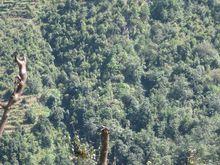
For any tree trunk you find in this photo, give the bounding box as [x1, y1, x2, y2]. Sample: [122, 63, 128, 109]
[0, 53, 27, 138]
[0, 108, 10, 137]
[99, 127, 109, 165]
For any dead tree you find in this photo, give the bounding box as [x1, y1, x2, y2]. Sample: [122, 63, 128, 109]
[99, 126, 110, 165]
[14, 54, 27, 85]
[0, 53, 27, 138]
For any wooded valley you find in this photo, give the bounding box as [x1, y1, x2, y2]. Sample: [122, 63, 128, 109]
[0, 0, 220, 164]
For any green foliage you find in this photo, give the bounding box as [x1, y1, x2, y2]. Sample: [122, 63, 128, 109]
[39, 88, 61, 108]
[151, 0, 183, 22]
[49, 107, 64, 127]
[0, 0, 220, 164]
[24, 109, 36, 124]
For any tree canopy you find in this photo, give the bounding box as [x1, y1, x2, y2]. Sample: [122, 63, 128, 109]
[0, 0, 220, 164]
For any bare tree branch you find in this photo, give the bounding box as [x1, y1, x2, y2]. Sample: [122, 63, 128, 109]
[0, 53, 27, 138]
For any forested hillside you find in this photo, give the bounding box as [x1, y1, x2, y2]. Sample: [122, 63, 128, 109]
[0, 0, 220, 164]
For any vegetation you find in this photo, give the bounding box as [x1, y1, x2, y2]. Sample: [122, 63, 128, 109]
[0, 0, 220, 164]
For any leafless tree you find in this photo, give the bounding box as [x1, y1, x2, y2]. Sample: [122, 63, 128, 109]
[0, 52, 27, 138]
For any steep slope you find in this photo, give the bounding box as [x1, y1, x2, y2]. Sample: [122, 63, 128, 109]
[0, 0, 56, 134]
[41, 0, 220, 164]
[0, 1, 73, 165]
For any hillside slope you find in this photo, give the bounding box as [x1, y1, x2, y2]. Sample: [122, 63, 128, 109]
[0, 1, 72, 164]
[0, 0, 220, 164]
[41, 0, 220, 164]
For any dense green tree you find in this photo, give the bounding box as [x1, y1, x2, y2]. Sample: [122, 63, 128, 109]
[0, 0, 220, 164]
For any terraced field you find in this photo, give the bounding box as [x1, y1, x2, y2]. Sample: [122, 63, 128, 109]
[0, 95, 50, 134]
[0, 0, 64, 18]
[0, 0, 37, 18]
[0, 0, 52, 134]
